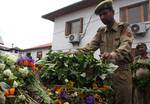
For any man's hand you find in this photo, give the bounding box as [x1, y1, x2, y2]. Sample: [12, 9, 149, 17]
[101, 52, 112, 60]
[64, 49, 78, 55]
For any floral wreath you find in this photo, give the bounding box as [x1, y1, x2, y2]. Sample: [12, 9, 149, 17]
[131, 62, 150, 89]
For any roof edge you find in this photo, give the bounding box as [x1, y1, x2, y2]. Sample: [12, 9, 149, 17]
[42, 0, 101, 21]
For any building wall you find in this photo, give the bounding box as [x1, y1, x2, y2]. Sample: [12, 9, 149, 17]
[52, 6, 101, 58]
[53, 6, 102, 50]
[23, 48, 49, 61]
[52, 0, 150, 54]
[114, 0, 150, 48]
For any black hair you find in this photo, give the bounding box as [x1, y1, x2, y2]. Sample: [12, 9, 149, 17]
[26, 52, 31, 57]
[136, 43, 147, 50]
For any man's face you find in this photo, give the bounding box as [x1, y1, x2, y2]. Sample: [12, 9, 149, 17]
[98, 9, 114, 25]
[137, 45, 147, 55]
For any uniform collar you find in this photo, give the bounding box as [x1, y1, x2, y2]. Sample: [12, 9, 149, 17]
[104, 21, 119, 32]
[137, 55, 149, 59]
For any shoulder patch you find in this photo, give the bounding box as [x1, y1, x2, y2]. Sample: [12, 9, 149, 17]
[126, 31, 132, 37]
[118, 23, 129, 33]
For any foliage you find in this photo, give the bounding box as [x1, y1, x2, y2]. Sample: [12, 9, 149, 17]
[0, 52, 52, 104]
[131, 62, 150, 71]
[0, 50, 117, 104]
[39, 50, 116, 103]
[131, 62, 150, 89]
[40, 51, 113, 87]
[47, 83, 113, 104]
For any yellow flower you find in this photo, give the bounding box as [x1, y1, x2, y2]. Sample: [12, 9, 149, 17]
[92, 82, 98, 90]
[48, 92, 53, 96]
[64, 102, 69, 104]
[54, 99, 62, 104]
[94, 94, 103, 103]
[55, 87, 63, 94]
[67, 81, 75, 87]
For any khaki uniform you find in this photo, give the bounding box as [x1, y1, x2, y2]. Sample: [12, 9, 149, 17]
[79, 22, 133, 104]
[0, 91, 5, 104]
[133, 56, 150, 104]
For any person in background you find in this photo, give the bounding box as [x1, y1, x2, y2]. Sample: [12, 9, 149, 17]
[133, 43, 150, 104]
[134, 43, 149, 62]
[24, 53, 34, 65]
[0, 91, 5, 104]
[26, 53, 33, 61]
[73, 0, 134, 103]
[16, 52, 24, 65]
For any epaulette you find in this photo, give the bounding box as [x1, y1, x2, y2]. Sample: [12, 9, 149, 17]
[118, 22, 129, 33]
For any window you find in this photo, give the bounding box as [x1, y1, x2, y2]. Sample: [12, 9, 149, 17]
[27, 52, 31, 57]
[65, 18, 83, 36]
[120, 2, 149, 24]
[15, 50, 18, 53]
[37, 51, 42, 59]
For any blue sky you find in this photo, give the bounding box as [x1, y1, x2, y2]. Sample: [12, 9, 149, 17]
[0, 0, 81, 49]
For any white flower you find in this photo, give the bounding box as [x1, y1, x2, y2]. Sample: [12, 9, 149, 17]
[3, 69, 16, 80]
[0, 63, 5, 70]
[13, 81, 19, 88]
[18, 94, 26, 101]
[2, 52, 18, 66]
[6, 52, 18, 62]
[10, 65, 16, 70]
[80, 73, 86, 77]
[9, 74, 17, 80]
[100, 74, 107, 80]
[65, 79, 69, 83]
[74, 92, 78, 96]
[19, 67, 29, 77]
[107, 63, 118, 73]
[71, 92, 78, 97]
[3, 69, 13, 77]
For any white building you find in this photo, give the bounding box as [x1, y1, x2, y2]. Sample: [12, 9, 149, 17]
[42, 0, 150, 56]
[23, 43, 51, 61]
[0, 36, 4, 45]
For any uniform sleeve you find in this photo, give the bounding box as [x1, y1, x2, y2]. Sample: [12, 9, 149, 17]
[78, 28, 102, 53]
[111, 26, 134, 61]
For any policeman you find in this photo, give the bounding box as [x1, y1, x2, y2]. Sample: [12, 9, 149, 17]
[0, 86, 6, 104]
[135, 42, 148, 58]
[133, 43, 150, 104]
[78, 0, 134, 104]
[0, 91, 5, 104]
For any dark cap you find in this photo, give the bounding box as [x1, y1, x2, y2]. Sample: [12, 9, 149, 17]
[136, 42, 147, 49]
[95, 0, 113, 15]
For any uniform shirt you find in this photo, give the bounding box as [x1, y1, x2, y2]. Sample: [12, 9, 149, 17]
[79, 22, 134, 65]
[134, 55, 150, 63]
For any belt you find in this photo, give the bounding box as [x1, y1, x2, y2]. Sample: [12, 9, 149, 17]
[117, 64, 130, 70]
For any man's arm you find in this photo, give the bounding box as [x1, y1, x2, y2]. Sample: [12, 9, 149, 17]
[111, 25, 134, 61]
[78, 28, 103, 53]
